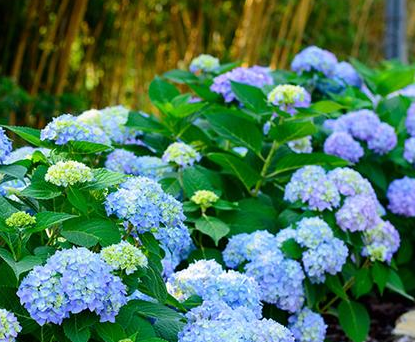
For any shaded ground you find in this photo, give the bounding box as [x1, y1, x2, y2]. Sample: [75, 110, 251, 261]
[325, 295, 414, 342]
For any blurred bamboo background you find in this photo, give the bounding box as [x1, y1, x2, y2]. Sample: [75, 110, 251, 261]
[0, 0, 414, 126]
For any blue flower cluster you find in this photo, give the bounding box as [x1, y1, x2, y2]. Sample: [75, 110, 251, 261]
[0, 128, 12, 164]
[105, 149, 170, 180]
[324, 110, 397, 160]
[210, 66, 273, 102]
[387, 177, 415, 217]
[17, 247, 127, 325]
[167, 260, 262, 317]
[179, 301, 294, 342]
[0, 309, 21, 342]
[189, 54, 220, 73]
[284, 166, 340, 211]
[288, 308, 327, 342]
[406, 103, 415, 137]
[332, 62, 363, 88]
[105, 176, 192, 274]
[40, 114, 111, 145]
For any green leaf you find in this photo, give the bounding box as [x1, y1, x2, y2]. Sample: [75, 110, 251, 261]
[188, 248, 224, 265]
[28, 212, 77, 234]
[159, 177, 181, 198]
[140, 338, 169, 342]
[213, 199, 238, 211]
[95, 322, 126, 342]
[204, 110, 263, 154]
[195, 216, 230, 245]
[63, 316, 92, 342]
[66, 187, 89, 215]
[187, 83, 221, 102]
[2, 126, 44, 147]
[272, 152, 348, 175]
[269, 121, 317, 145]
[69, 141, 112, 154]
[372, 261, 390, 294]
[352, 268, 373, 298]
[149, 77, 180, 104]
[386, 270, 414, 301]
[163, 69, 198, 84]
[0, 249, 42, 282]
[0, 164, 27, 179]
[325, 275, 348, 300]
[142, 265, 168, 303]
[310, 100, 344, 113]
[83, 168, 126, 190]
[182, 166, 216, 197]
[125, 300, 183, 321]
[62, 218, 121, 247]
[280, 239, 303, 259]
[126, 111, 166, 133]
[230, 81, 269, 113]
[170, 102, 206, 118]
[0, 196, 18, 219]
[338, 300, 370, 342]
[20, 182, 61, 200]
[374, 66, 415, 96]
[208, 153, 261, 190]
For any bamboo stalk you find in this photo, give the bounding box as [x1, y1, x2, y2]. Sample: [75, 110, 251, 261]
[351, 0, 374, 57]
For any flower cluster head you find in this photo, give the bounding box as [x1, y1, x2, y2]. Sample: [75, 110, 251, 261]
[324, 109, 397, 156]
[362, 220, 400, 263]
[167, 259, 262, 317]
[387, 177, 415, 217]
[189, 54, 220, 73]
[17, 247, 127, 325]
[405, 103, 415, 136]
[0, 309, 21, 342]
[191, 190, 219, 210]
[45, 161, 93, 187]
[40, 114, 110, 145]
[105, 176, 192, 273]
[288, 136, 313, 154]
[101, 241, 148, 274]
[284, 165, 340, 211]
[267, 84, 311, 115]
[210, 66, 273, 102]
[295, 217, 333, 249]
[5, 211, 36, 228]
[404, 137, 415, 164]
[288, 308, 327, 342]
[4, 147, 50, 165]
[323, 132, 364, 163]
[162, 142, 201, 168]
[179, 301, 294, 342]
[327, 167, 376, 198]
[0, 128, 12, 164]
[331, 61, 363, 88]
[291, 46, 338, 77]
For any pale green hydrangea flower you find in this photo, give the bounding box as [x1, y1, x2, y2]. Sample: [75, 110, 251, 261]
[101, 241, 148, 275]
[162, 142, 201, 167]
[191, 190, 219, 210]
[190, 54, 220, 73]
[6, 211, 36, 228]
[45, 161, 93, 187]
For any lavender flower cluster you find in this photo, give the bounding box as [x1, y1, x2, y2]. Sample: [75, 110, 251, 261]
[17, 247, 127, 325]
[387, 177, 415, 217]
[0, 309, 21, 342]
[105, 176, 192, 274]
[288, 308, 327, 342]
[210, 66, 273, 102]
[404, 102, 415, 164]
[323, 109, 397, 162]
[0, 128, 12, 164]
[167, 260, 263, 317]
[179, 301, 295, 342]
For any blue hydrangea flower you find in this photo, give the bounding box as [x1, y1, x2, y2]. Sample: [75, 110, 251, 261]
[324, 132, 364, 163]
[387, 177, 415, 217]
[284, 166, 340, 211]
[189, 54, 220, 73]
[288, 308, 327, 342]
[291, 46, 338, 77]
[331, 62, 362, 88]
[335, 195, 380, 232]
[406, 103, 415, 137]
[211, 66, 273, 102]
[0, 308, 21, 342]
[302, 238, 348, 283]
[162, 142, 201, 168]
[17, 247, 127, 325]
[288, 136, 313, 154]
[362, 220, 400, 263]
[105, 149, 142, 175]
[0, 128, 12, 164]
[366, 122, 397, 155]
[404, 137, 415, 164]
[41, 114, 111, 145]
[275, 227, 298, 247]
[250, 318, 295, 342]
[245, 250, 305, 312]
[135, 156, 171, 180]
[267, 85, 311, 115]
[296, 217, 333, 249]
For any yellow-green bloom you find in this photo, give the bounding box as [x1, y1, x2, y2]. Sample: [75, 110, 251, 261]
[5, 211, 36, 228]
[45, 161, 93, 187]
[191, 190, 219, 210]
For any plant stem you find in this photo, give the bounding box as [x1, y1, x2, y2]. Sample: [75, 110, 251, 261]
[252, 141, 279, 196]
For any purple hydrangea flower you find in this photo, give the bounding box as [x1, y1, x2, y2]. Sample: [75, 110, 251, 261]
[211, 66, 273, 102]
[335, 195, 380, 232]
[17, 247, 127, 325]
[331, 61, 363, 88]
[324, 132, 364, 163]
[288, 308, 327, 342]
[387, 177, 415, 217]
[328, 167, 376, 198]
[362, 220, 400, 263]
[0, 128, 12, 164]
[406, 103, 415, 137]
[404, 137, 415, 164]
[0, 309, 21, 342]
[291, 46, 338, 77]
[347, 110, 381, 141]
[105, 149, 141, 175]
[366, 122, 397, 155]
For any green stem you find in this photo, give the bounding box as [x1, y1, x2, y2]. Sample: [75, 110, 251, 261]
[252, 141, 279, 196]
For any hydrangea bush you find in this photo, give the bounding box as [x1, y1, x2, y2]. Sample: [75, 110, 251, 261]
[0, 48, 414, 342]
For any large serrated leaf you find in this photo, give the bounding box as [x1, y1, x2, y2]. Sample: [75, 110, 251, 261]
[338, 300, 370, 342]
